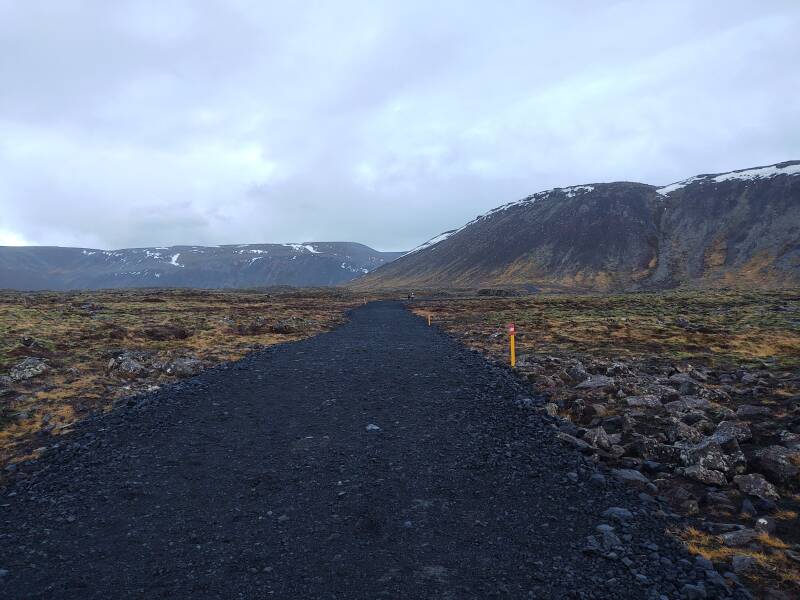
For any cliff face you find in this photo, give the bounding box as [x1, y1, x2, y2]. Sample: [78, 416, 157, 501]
[356, 161, 800, 291]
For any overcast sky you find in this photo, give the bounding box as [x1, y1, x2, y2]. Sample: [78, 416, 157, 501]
[1, 1, 798, 251]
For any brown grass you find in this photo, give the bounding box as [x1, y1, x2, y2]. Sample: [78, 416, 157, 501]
[677, 526, 800, 591]
[412, 289, 800, 369]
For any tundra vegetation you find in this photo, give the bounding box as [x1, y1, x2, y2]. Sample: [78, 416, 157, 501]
[413, 289, 800, 595]
[0, 288, 367, 472]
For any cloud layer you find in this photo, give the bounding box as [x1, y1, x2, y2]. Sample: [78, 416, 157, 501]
[1, 1, 798, 250]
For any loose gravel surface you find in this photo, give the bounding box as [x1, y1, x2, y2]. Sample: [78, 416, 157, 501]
[0, 302, 752, 599]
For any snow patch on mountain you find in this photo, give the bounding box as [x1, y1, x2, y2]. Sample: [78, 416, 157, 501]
[340, 262, 369, 273]
[403, 230, 459, 256]
[169, 253, 184, 267]
[283, 243, 320, 254]
[657, 162, 800, 196]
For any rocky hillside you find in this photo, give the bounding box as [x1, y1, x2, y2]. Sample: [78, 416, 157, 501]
[0, 242, 403, 290]
[356, 161, 800, 291]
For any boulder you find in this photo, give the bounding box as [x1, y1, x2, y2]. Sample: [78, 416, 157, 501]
[544, 403, 559, 417]
[664, 396, 711, 414]
[231, 316, 269, 335]
[668, 373, 701, 395]
[611, 468, 650, 485]
[684, 465, 727, 486]
[666, 418, 704, 444]
[712, 421, 752, 444]
[112, 357, 148, 379]
[166, 357, 203, 378]
[635, 436, 682, 463]
[565, 361, 589, 383]
[736, 404, 771, 418]
[556, 432, 592, 453]
[720, 528, 757, 547]
[107, 350, 153, 379]
[734, 474, 780, 501]
[730, 555, 757, 573]
[575, 375, 615, 390]
[583, 403, 608, 419]
[9, 357, 49, 381]
[271, 319, 303, 334]
[679, 436, 746, 476]
[753, 446, 800, 485]
[779, 431, 800, 451]
[584, 426, 612, 450]
[625, 395, 662, 409]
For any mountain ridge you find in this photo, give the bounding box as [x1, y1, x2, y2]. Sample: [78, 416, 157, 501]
[0, 242, 403, 290]
[356, 160, 800, 291]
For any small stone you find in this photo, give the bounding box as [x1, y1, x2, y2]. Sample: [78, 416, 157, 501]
[365, 424, 381, 432]
[611, 468, 650, 485]
[680, 583, 707, 600]
[544, 402, 559, 417]
[602, 507, 633, 522]
[589, 473, 606, 487]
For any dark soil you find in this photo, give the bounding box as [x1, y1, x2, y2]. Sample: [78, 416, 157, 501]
[0, 303, 751, 599]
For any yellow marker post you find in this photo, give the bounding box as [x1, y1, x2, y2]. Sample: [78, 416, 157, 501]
[428, 313, 432, 326]
[508, 322, 516, 368]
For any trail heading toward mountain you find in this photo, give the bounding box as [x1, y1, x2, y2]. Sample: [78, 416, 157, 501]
[1, 303, 749, 599]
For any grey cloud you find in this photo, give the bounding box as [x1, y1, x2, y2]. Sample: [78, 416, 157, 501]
[1, 0, 798, 250]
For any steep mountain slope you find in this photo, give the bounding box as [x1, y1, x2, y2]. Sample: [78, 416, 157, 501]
[0, 242, 403, 290]
[355, 161, 800, 291]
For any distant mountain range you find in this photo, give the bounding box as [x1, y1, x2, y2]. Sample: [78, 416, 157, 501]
[0, 242, 403, 290]
[356, 160, 800, 291]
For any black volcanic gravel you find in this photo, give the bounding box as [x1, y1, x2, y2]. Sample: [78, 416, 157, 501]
[0, 302, 752, 599]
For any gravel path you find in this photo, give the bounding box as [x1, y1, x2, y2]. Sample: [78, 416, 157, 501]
[1, 302, 752, 599]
